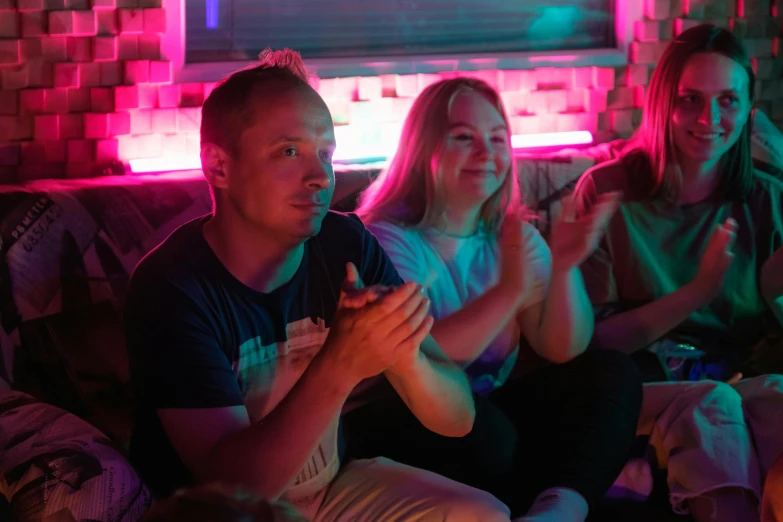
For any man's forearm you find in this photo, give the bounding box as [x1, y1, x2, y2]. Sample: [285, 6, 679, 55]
[207, 353, 354, 499]
[385, 350, 475, 437]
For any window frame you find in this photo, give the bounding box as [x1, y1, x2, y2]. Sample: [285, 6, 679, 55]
[162, 0, 642, 83]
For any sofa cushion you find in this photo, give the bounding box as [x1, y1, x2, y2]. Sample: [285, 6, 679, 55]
[0, 173, 214, 447]
[0, 390, 152, 521]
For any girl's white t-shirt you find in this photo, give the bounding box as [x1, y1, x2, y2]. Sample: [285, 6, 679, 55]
[367, 220, 552, 394]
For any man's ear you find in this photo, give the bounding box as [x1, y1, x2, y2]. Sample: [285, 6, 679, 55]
[201, 143, 231, 190]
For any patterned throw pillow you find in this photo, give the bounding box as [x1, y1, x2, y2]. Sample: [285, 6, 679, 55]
[0, 391, 152, 522]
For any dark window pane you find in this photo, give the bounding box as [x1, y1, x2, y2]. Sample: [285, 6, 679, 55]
[186, 0, 615, 64]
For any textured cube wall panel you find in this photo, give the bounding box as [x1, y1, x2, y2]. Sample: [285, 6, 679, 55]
[0, 1, 781, 182]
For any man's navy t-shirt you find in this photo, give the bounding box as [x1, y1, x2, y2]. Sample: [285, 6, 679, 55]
[125, 212, 403, 499]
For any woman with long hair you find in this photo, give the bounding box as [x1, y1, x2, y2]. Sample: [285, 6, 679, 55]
[346, 76, 644, 522]
[575, 24, 783, 521]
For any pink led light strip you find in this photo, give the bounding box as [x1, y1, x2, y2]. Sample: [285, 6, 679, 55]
[128, 131, 593, 173]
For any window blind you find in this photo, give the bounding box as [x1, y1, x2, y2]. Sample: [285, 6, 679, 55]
[186, 0, 615, 65]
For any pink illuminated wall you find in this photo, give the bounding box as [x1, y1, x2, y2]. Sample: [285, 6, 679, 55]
[0, 0, 782, 183]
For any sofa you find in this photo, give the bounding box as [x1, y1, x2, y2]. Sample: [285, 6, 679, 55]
[0, 112, 781, 521]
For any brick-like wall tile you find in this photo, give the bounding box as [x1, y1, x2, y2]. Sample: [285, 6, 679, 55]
[178, 83, 203, 106]
[114, 84, 138, 110]
[21, 38, 42, 60]
[176, 107, 200, 132]
[0, 116, 23, 141]
[96, 9, 118, 35]
[20, 89, 45, 115]
[378, 74, 396, 97]
[123, 59, 149, 84]
[137, 32, 159, 59]
[160, 132, 185, 157]
[0, 144, 21, 166]
[34, 114, 59, 140]
[607, 87, 643, 109]
[60, 113, 85, 138]
[674, 18, 701, 36]
[183, 132, 200, 157]
[95, 138, 118, 161]
[0, 39, 20, 64]
[585, 89, 609, 113]
[67, 86, 91, 112]
[617, 64, 650, 87]
[0, 166, 19, 184]
[50, 10, 96, 36]
[745, 38, 775, 58]
[1, 64, 28, 90]
[0, 11, 20, 39]
[563, 90, 585, 113]
[500, 91, 529, 116]
[67, 36, 93, 61]
[611, 109, 643, 137]
[20, 11, 45, 38]
[116, 134, 136, 159]
[202, 82, 217, 99]
[138, 83, 156, 107]
[41, 36, 67, 61]
[500, 70, 536, 92]
[129, 108, 150, 134]
[28, 60, 53, 87]
[67, 139, 94, 162]
[630, 41, 670, 64]
[534, 67, 572, 90]
[54, 62, 80, 88]
[118, 8, 143, 33]
[66, 0, 91, 9]
[157, 83, 177, 107]
[704, 0, 736, 18]
[43, 88, 68, 113]
[134, 133, 162, 158]
[109, 110, 130, 135]
[635, 20, 673, 41]
[670, 0, 687, 17]
[117, 34, 138, 59]
[99, 61, 122, 85]
[547, 90, 568, 113]
[743, 0, 771, 17]
[644, 0, 671, 20]
[22, 141, 66, 164]
[17, 0, 46, 10]
[0, 90, 17, 115]
[65, 162, 94, 178]
[148, 59, 170, 83]
[593, 67, 615, 90]
[142, 7, 164, 33]
[78, 62, 101, 87]
[93, 35, 117, 61]
[150, 107, 175, 133]
[357, 76, 382, 101]
[85, 113, 109, 138]
[90, 86, 114, 112]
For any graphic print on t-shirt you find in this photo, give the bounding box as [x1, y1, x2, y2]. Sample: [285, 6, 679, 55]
[236, 316, 338, 496]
